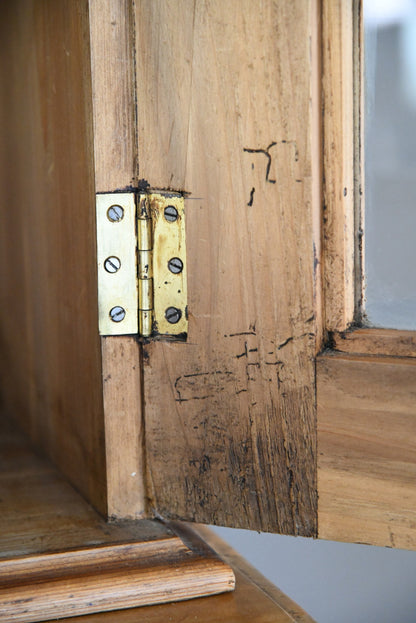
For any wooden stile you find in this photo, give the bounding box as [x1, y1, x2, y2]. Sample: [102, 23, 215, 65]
[136, 0, 320, 534]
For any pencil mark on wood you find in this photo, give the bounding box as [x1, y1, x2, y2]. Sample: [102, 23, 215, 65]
[244, 141, 277, 184]
[224, 330, 256, 338]
[243, 140, 299, 204]
[247, 187, 255, 206]
[174, 370, 234, 402]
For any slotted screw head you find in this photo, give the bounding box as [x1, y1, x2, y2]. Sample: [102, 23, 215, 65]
[168, 257, 183, 274]
[110, 306, 126, 322]
[107, 204, 124, 222]
[164, 205, 178, 222]
[165, 306, 182, 324]
[104, 256, 121, 273]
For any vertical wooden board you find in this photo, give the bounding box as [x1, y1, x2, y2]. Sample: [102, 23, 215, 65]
[101, 337, 146, 518]
[136, 1, 319, 534]
[0, 1, 106, 513]
[318, 353, 416, 549]
[88, 0, 146, 517]
[322, 0, 355, 331]
[88, 0, 138, 192]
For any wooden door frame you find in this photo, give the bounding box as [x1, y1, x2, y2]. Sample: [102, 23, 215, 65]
[318, 0, 416, 550]
[88, 0, 416, 549]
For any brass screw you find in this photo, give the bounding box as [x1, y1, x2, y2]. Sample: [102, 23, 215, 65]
[164, 205, 178, 222]
[110, 306, 126, 322]
[104, 256, 121, 273]
[168, 257, 183, 274]
[107, 205, 124, 222]
[165, 307, 182, 324]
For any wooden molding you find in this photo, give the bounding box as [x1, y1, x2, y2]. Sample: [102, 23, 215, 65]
[0, 418, 234, 622]
[57, 524, 317, 623]
[330, 327, 416, 358]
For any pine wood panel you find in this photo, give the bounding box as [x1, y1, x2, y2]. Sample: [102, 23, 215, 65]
[0, 0, 106, 513]
[136, 0, 319, 534]
[0, 418, 234, 622]
[322, 0, 356, 331]
[88, 0, 146, 517]
[317, 352, 416, 549]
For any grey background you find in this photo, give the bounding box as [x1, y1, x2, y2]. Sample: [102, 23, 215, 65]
[365, 1, 416, 327]
[211, 526, 416, 622]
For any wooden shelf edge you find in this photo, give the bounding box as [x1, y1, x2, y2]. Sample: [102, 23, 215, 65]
[3, 547, 234, 623]
[0, 418, 234, 623]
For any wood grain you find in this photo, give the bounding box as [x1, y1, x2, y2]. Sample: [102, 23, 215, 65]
[331, 327, 416, 358]
[56, 525, 316, 623]
[88, 0, 146, 517]
[322, 0, 356, 331]
[0, 418, 234, 622]
[136, 0, 319, 534]
[88, 0, 138, 191]
[317, 352, 416, 549]
[101, 338, 146, 519]
[0, 0, 106, 513]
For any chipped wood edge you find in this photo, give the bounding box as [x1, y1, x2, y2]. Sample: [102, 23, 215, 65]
[88, 0, 146, 518]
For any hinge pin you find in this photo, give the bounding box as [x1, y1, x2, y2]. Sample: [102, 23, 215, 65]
[137, 195, 153, 337]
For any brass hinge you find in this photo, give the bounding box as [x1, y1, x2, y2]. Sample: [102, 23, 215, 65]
[96, 191, 187, 338]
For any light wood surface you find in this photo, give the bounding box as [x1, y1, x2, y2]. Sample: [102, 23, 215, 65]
[89, 0, 138, 192]
[331, 327, 416, 358]
[0, 418, 234, 622]
[0, 0, 106, 513]
[88, 0, 146, 517]
[101, 337, 146, 519]
[137, 0, 319, 535]
[317, 352, 416, 549]
[322, 0, 356, 331]
[57, 524, 316, 623]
